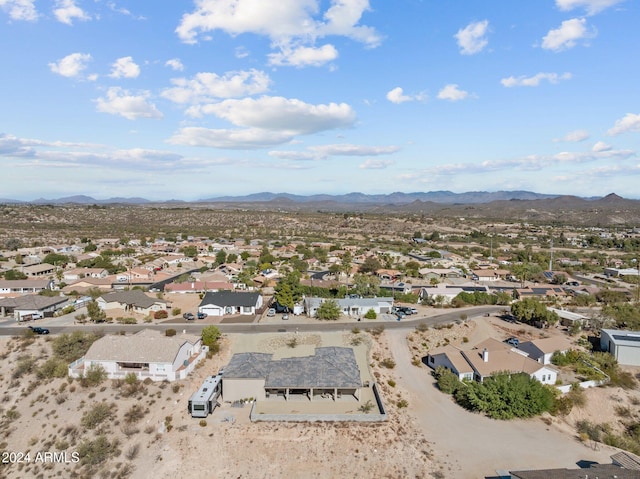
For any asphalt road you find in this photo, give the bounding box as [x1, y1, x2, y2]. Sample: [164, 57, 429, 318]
[0, 305, 503, 337]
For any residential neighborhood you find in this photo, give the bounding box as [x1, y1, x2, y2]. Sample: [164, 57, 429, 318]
[1, 204, 640, 478]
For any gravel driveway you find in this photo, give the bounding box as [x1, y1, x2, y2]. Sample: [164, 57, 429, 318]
[386, 329, 615, 478]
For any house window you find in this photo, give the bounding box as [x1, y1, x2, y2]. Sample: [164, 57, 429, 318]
[429, 356, 434, 364]
[242, 306, 252, 313]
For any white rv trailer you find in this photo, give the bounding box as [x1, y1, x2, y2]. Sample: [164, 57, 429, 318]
[188, 374, 222, 418]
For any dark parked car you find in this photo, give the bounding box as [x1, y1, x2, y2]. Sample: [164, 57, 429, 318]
[183, 312, 195, 321]
[28, 326, 49, 335]
[504, 337, 519, 347]
[197, 312, 207, 320]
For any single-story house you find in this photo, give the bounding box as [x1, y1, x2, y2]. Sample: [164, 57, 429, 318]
[472, 269, 510, 282]
[198, 291, 263, 316]
[62, 268, 108, 281]
[0, 294, 69, 320]
[417, 287, 465, 304]
[22, 263, 56, 277]
[68, 329, 205, 382]
[548, 307, 589, 328]
[97, 290, 167, 316]
[379, 283, 413, 295]
[418, 268, 464, 280]
[61, 277, 113, 294]
[601, 329, 640, 366]
[222, 347, 363, 402]
[426, 338, 558, 385]
[517, 336, 572, 365]
[164, 281, 234, 294]
[0, 279, 54, 297]
[304, 297, 394, 318]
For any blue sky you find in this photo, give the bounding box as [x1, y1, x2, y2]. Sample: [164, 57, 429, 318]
[1, 0, 639, 200]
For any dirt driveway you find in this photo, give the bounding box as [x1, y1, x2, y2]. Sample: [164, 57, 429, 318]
[386, 329, 615, 478]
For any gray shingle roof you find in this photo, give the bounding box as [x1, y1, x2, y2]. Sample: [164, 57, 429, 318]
[99, 290, 163, 309]
[199, 291, 260, 308]
[0, 294, 68, 310]
[224, 347, 362, 389]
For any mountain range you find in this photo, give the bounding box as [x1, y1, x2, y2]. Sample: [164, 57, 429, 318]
[0, 190, 609, 205]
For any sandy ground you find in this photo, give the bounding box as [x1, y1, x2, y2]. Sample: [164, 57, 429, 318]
[1, 315, 638, 479]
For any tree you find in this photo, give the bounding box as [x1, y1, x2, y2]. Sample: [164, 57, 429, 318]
[4, 269, 27, 280]
[201, 325, 221, 347]
[215, 250, 227, 265]
[4, 238, 23, 251]
[181, 245, 198, 258]
[274, 282, 295, 310]
[87, 300, 106, 323]
[352, 273, 380, 297]
[511, 298, 559, 327]
[84, 243, 97, 252]
[240, 251, 250, 261]
[227, 253, 238, 263]
[316, 300, 341, 320]
[551, 273, 567, 285]
[364, 309, 377, 319]
[358, 256, 382, 274]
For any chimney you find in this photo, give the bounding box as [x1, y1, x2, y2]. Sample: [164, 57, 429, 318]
[482, 348, 489, 362]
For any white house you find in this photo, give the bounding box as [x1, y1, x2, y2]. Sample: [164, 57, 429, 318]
[304, 297, 394, 318]
[68, 329, 205, 382]
[198, 291, 263, 316]
[96, 290, 166, 316]
[426, 338, 558, 385]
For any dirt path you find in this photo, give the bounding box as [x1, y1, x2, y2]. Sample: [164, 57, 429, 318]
[386, 329, 615, 478]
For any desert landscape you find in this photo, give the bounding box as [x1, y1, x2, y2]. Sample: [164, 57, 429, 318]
[1, 314, 638, 479]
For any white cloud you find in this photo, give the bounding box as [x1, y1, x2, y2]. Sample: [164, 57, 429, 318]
[437, 84, 469, 101]
[386, 87, 411, 104]
[542, 18, 594, 51]
[556, 0, 624, 15]
[109, 56, 141, 79]
[607, 113, 640, 136]
[95, 87, 163, 120]
[192, 96, 356, 134]
[359, 159, 394, 169]
[165, 58, 184, 71]
[49, 52, 92, 78]
[175, 0, 380, 68]
[168, 127, 294, 149]
[235, 46, 250, 58]
[161, 69, 271, 105]
[0, 0, 38, 21]
[268, 44, 338, 67]
[169, 97, 356, 149]
[454, 20, 489, 55]
[53, 0, 90, 25]
[592, 141, 612, 152]
[555, 129, 590, 142]
[270, 143, 400, 161]
[501, 72, 572, 87]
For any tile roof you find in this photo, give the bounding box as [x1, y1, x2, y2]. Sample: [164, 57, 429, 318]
[99, 290, 164, 309]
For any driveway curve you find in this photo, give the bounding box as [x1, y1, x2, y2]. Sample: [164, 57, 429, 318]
[386, 329, 615, 478]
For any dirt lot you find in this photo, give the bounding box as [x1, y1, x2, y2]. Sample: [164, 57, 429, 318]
[0, 316, 638, 478]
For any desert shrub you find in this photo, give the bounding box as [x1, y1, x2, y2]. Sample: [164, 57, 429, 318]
[124, 404, 147, 424]
[380, 358, 396, 369]
[165, 328, 176, 337]
[125, 443, 140, 460]
[81, 364, 107, 387]
[154, 310, 168, 319]
[201, 325, 221, 347]
[433, 366, 461, 394]
[77, 435, 120, 466]
[397, 399, 408, 408]
[358, 400, 375, 413]
[364, 308, 377, 319]
[369, 325, 385, 337]
[37, 357, 68, 379]
[81, 402, 115, 430]
[116, 317, 137, 324]
[52, 331, 100, 362]
[60, 305, 75, 315]
[171, 307, 181, 316]
[199, 420, 207, 427]
[415, 323, 429, 332]
[352, 327, 361, 334]
[12, 355, 36, 379]
[387, 379, 396, 388]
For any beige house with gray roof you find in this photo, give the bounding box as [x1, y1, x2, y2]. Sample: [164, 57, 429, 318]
[68, 329, 205, 382]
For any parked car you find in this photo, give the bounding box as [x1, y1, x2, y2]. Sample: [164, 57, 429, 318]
[197, 312, 207, 320]
[267, 308, 276, 317]
[504, 336, 519, 347]
[282, 313, 289, 320]
[183, 312, 195, 321]
[28, 326, 49, 335]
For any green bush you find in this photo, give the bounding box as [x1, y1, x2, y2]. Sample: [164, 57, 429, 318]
[81, 364, 108, 387]
[53, 331, 100, 362]
[81, 402, 115, 430]
[77, 435, 120, 466]
[165, 328, 176, 337]
[37, 357, 68, 379]
[433, 366, 461, 394]
[364, 309, 377, 319]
